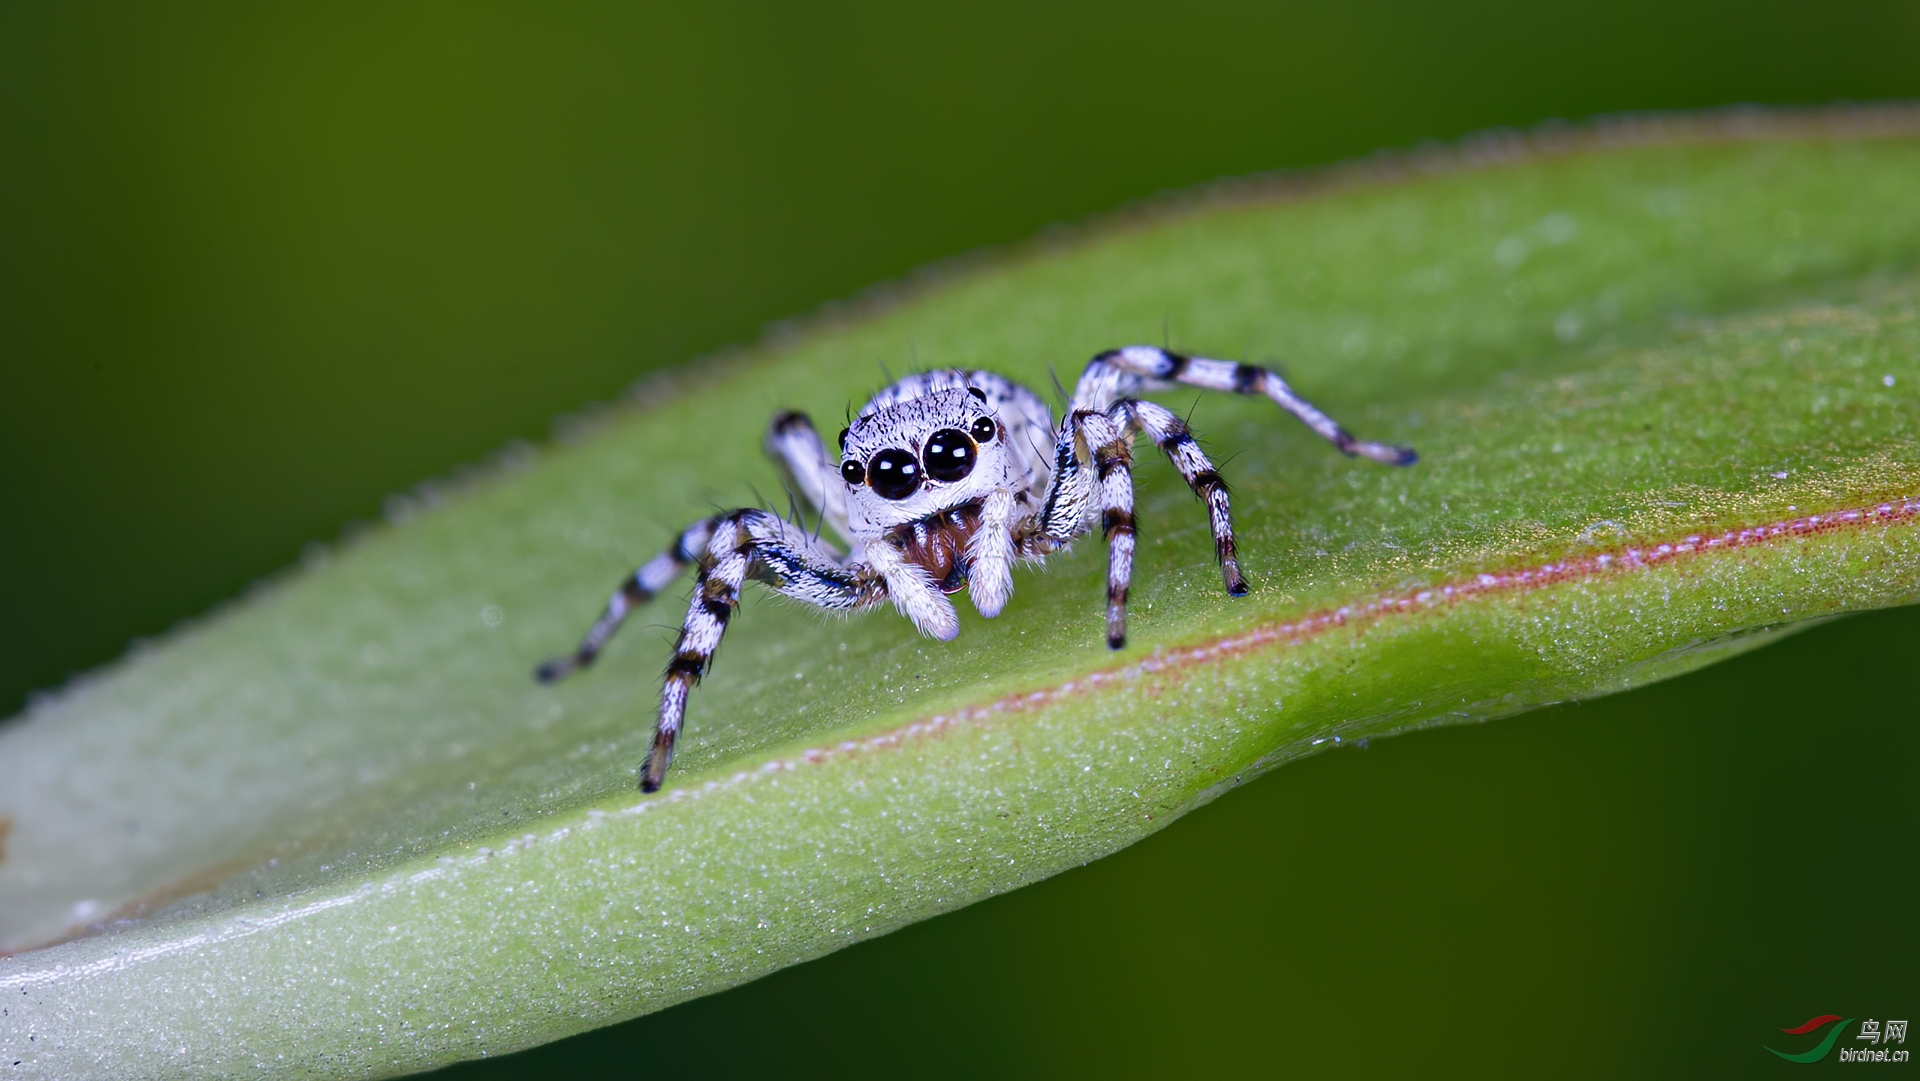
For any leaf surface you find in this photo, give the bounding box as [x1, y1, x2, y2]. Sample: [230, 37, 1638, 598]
[5, 118, 1920, 1078]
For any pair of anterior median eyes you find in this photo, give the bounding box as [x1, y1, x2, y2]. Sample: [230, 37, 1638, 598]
[840, 416, 999, 500]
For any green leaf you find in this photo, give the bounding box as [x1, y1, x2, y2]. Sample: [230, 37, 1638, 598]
[6, 118, 1920, 1078]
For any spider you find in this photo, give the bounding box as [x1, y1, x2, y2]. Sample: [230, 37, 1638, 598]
[537, 345, 1415, 791]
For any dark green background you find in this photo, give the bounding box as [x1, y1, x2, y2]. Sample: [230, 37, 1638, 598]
[2, 3, 1914, 1076]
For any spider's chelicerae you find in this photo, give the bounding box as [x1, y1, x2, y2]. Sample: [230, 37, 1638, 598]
[537, 345, 1415, 791]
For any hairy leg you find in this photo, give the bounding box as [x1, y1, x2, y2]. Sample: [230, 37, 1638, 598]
[764, 410, 852, 543]
[644, 509, 881, 791]
[535, 516, 720, 682]
[1041, 396, 1252, 649]
[1035, 418, 1096, 546]
[1065, 409, 1138, 649]
[1111, 398, 1246, 596]
[1073, 345, 1416, 465]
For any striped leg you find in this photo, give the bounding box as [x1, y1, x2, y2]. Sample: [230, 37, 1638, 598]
[764, 410, 851, 543]
[1113, 398, 1246, 597]
[1051, 398, 1251, 650]
[645, 509, 881, 791]
[1073, 409, 1138, 650]
[535, 516, 720, 682]
[1033, 421, 1096, 548]
[1073, 345, 1417, 466]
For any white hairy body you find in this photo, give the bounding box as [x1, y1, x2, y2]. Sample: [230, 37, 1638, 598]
[538, 346, 1414, 791]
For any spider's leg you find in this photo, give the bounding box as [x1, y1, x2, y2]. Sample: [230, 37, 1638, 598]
[764, 410, 852, 544]
[535, 516, 720, 682]
[1068, 408, 1138, 650]
[1113, 398, 1246, 596]
[646, 509, 882, 791]
[1073, 345, 1416, 465]
[1034, 419, 1095, 546]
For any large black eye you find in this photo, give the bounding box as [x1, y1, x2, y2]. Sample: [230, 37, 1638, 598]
[840, 459, 865, 485]
[923, 429, 977, 483]
[867, 448, 921, 499]
[970, 416, 996, 443]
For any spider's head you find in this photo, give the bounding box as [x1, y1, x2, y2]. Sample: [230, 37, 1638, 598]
[839, 386, 1012, 535]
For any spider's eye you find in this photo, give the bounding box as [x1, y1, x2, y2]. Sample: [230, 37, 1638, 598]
[969, 416, 996, 443]
[922, 429, 977, 483]
[840, 459, 865, 486]
[867, 448, 921, 499]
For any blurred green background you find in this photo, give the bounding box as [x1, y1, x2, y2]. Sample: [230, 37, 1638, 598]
[3, 2, 1916, 1076]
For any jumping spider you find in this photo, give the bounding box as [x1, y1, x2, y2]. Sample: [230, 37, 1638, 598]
[538, 345, 1415, 791]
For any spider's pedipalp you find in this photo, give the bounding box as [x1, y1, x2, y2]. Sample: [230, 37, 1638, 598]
[863, 537, 960, 641]
[965, 488, 1017, 618]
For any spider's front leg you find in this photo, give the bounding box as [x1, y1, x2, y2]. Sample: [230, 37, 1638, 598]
[1077, 345, 1417, 466]
[644, 508, 883, 791]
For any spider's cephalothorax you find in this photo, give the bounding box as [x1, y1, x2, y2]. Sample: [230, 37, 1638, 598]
[537, 346, 1415, 791]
